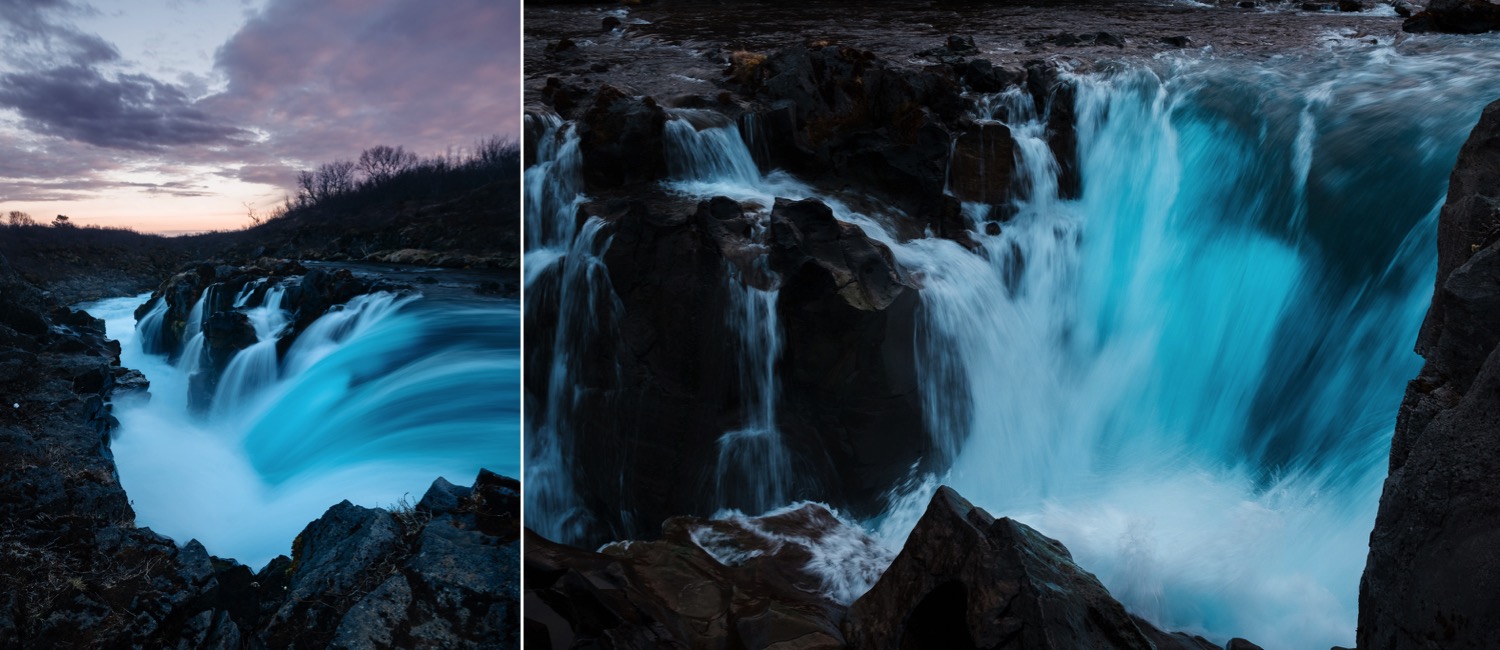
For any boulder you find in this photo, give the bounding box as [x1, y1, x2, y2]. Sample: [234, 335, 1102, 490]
[846, 486, 1158, 649]
[949, 122, 1017, 205]
[1403, 0, 1500, 32]
[577, 85, 669, 189]
[525, 503, 867, 649]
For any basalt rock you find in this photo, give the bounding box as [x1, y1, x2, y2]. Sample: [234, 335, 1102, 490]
[949, 122, 1018, 205]
[746, 44, 967, 228]
[1359, 98, 1500, 649]
[187, 310, 257, 413]
[1402, 0, 1500, 32]
[846, 486, 1158, 649]
[525, 504, 866, 649]
[577, 85, 669, 189]
[532, 196, 929, 542]
[769, 198, 929, 514]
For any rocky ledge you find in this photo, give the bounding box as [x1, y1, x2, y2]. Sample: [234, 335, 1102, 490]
[0, 258, 519, 648]
[526, 486, 1258, 649]
[1357, 98, 1500, 649]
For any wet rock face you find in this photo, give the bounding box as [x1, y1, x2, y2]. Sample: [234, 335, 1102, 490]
[845, 486, 1159, 650]
[949, 122, 1018, 205]
[1404, 0, 1500, 33]
[540, 196, 930, 540]
[769, 198, 930, 509]
[524, 503, 873, 649]
[1359, 99, 1500, 650]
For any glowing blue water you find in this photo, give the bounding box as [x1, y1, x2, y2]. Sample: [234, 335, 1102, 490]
[82, 289, 520, 570]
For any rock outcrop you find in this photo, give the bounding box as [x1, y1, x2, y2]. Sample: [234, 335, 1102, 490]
[527, 195, 928, 544]
[847, 487, 1164, 649]
[1359, 98, 1500, 649]
[1403, 0, 1500, 33]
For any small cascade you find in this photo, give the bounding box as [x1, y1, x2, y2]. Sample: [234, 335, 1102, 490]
[525, 112, 585, 251]
[135, 297, 169, 355]
[212, 284, 289, 416]
[664, 110, 763, 187]
[176, 287, 214, 375]
[525, 217, 621, 544]
[713, 263, 790, 514]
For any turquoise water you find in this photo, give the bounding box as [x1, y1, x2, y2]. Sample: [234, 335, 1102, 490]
[84, 287, 520, 570]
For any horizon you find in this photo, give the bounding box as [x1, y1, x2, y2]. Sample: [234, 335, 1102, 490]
[0, 0, 520, 234]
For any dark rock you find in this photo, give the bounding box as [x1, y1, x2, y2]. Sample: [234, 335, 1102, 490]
[1134, 616, 1220, 649]
[1226, 638, 1266, 650]
[960, 58, 1026, 93]
[1239, 1, 1259, 7]
[1394, 0, 1416, 16]
[769, 198, 913, 312]
[602, 15, 621, 30]
[750, 44, 966, 226]
[1091, 31, 1127, 47]
[770, 198, 929, 514]
[1403, 0, 1500, 32]
[525, 503, 863, 648]
[1338, 0, 1368, 10]
[1161, 35, 1195, 47]
[1359, 99, 1500, 650]
[949, 122, 1017, 205]
[1303, 1, 1332, 9]
[577, 85, 668, 189]
[846, 486, 1157, 649]
[418, 476, 474, 515]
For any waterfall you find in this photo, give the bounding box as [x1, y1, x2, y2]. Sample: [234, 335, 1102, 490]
[81, 282, 519, 570]
[527, 38, 1500, 649]
[212, 283, 288, 417]
[713, 264, 790, 514]
[176, 287, 212, 374]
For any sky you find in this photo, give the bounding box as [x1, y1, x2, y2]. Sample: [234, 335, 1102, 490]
[0, 0, 520, 234]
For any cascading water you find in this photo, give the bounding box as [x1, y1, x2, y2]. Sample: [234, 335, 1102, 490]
[523, 112, 620, 542]
[713, 265, 791, 514]
[81, 280, 520, 570]
[527, 36, 1500, 649]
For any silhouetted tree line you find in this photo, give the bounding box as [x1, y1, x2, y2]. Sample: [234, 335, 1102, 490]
[278, 136, 519, 220]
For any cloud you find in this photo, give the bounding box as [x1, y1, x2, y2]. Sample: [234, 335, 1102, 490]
[0, 65, 255, 150]
[0, 0, 118, 68]
[210, 0, 520, 164]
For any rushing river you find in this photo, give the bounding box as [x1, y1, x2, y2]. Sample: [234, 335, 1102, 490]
[83, 279, 520, 571]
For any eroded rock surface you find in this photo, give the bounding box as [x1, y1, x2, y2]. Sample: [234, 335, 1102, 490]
[1359, 98, 1500, 650]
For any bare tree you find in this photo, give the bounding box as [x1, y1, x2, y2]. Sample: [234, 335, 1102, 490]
[315, 160, 357, 200]
[296, 170, 317, 207]
[5, 211, 35, 226]
[243, 201, 263, 227]
[357, 145, 418, 184]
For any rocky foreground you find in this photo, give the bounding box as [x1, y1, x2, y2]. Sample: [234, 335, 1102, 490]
[0, 258, 520, 649]
[528, 486, 1256, 649]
